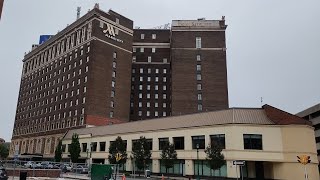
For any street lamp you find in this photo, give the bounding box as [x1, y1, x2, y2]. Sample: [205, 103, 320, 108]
[196, 143, 200, 180]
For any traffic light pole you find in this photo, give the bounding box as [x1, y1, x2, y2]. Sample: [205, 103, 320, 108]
[304, 165, 308, 180]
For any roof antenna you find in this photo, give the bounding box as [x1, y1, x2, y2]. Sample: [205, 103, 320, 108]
[77, 7, 81, 20]
[260, 97, 263, 107]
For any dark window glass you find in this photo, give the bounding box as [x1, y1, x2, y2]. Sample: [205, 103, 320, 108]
[67, 144, 71, 152]
[192, 136, 205, 149]
[147, 139, 153, 150]
[62, 144, 66, 152]
[132, 139, 153, 151]
[243, 134, 262, 150]
[173, 137, 185, 150]
[210, 134, 225, 149]
[91, 142, 97, 152]
[316, 137, 320, 143]
[100, 142, 106, 152]
[159, 138, 169, 150]
[82, 143, 87, 152]
[110, 140, 127, 149]
[314, 124, 320, 130]
[132, 139, 138, 151]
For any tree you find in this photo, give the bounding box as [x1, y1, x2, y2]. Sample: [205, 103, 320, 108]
[0, 144, 9, 160]
[108, 136, 127, 165]
[132, 136, 152, 176]
[69, 133, 81, 163]
[108, 136, 127, 179]
[205, 142, 225, 176]
[160, 143, 177, 174]
[54, 140, 63, 162]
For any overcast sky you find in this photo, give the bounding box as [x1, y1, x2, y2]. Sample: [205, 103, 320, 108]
[0, 0, 319, 142]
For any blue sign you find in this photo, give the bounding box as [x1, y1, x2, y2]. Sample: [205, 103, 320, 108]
[39, 35, 53, 44]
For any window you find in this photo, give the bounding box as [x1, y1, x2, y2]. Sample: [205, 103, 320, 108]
[197, 74, 202, 81]
[163, 77, 167, 82]
[163, 103, 167, 108]
[163, 112, 167, 116]
[148, 56, 152, 63]
[140, 47, 144, 52]
[155, 94, 158, 99]
[210, 134, 225, 149]
[147, 77, 151, 82]
[139, 102, 142, 108]
[197, 84, 202, 90]
[197, 65, 201, 71]
[133, 48, 136, 52]
[243, 134, 262, 150]
[147, 85, 151, 90]
[82, 143, 87, 152]
[155, 111, 158, 116]
[159, 138, 169, 150]
[198, 104, 202, 111]
[163, 94, 167, 99]
[163, 58, 168, 63]
[139, 85, 143, 90]
[140, 68, 143, 73]
[198, 94, 202, 101]
[110, 111, 114, 118]
[100, 142, 106, 151]
[192, 136, 205, 149]
[116, 18, 119, 24]
[152, 48, 156, 53]
[152, 34, 156, 39]
[140, 77, 143, 82]
[155, 102, 158, 107]
[163, 85, 167, 91]
[147, 102, 150, 107]
[173, 137, 184, 150]
[138, 111, 142, 116]
[141, 34, 145, 39]
[147, 68, 151, 73]
[91, 142, 97, 152]
[139, 93, 142, 98]
[155, 69, 159, 73]
[155, 85, 158, 91]
[113, 52, 117, 59]
[147, 111, 150, 116]
[196, 37, 201, 49]
[110, 101, 114, 108]
[62, 144, 66, 152]
[147, 94, 150, 99]
[163, 69, 167, 74]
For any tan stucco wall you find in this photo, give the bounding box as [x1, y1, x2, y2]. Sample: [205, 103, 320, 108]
[62, 124, 319, 179]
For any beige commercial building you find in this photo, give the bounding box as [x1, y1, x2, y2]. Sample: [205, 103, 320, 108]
[62, 105, 319, 179]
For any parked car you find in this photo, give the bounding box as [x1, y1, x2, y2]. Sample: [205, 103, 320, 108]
[40, 161, 53, 169]
[73, 165, 88, 174]
[60, 164, 72, 173]
[0, 167, 8, 180]
[24, 161, 37, 169]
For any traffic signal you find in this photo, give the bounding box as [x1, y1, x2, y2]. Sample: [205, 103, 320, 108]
[297, 155, 311, 165]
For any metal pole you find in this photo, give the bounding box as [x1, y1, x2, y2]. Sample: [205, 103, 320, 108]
[236, 165, 238, 180]
[304, 165, 308, 180]
[197, 144, 199, 180]
[133, 158, 135, 179]
[241, 165, 243, 180]
[12, 160, 16, 180]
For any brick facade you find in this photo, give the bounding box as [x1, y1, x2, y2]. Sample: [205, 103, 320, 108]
[11, 7, 229, 158]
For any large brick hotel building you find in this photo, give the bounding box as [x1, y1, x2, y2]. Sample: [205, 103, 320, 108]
[10, 6, 228, 158]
